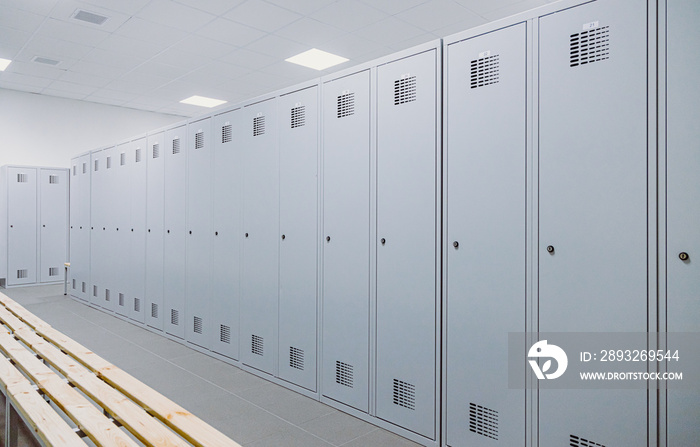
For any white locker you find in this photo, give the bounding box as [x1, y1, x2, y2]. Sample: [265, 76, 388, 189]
[145, 132, 165, 331]
[321, 70, 371, 412]
[6, 167, 38, 286]
[278, 86, 319, 391]
[211, 109, 243, 360]
[240, 98, 279, 375]
[445, 23, 526, 447]
[101, 146, 118, 312]
[164, 126, 187, 339]
[129, 138, 147, 323]
[39, 169, 68, 284]
[185, 117, 213, 349]
[90, 150, 105, 307]
[72, 155, 90, 301]
[114, 142, 131, 317]
[538, 1, 648, 445]
[666, 0, 700, 444]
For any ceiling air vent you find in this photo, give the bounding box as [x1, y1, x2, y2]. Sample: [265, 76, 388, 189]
[72, 9, 109, 26]
[32, 56, 61, 66]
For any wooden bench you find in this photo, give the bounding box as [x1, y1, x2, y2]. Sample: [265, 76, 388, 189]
[0, 291, 242, 447]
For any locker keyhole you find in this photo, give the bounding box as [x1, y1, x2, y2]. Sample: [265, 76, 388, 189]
[189, 230, 192, 235]
[215, 231, 218, 236]
[547, 245, 555, 254]
[453, 241, 459, 248]
[43, 224, 46, 228]
[381, 238, 386, 245]
[245, 233, 249, 238]
[281, 234, 286, 240]
[679, 252, 689, 261]
[167, 230, 170, 234]
[326, 236, 331, 242]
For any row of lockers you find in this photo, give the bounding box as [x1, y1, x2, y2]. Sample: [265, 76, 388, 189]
[69, 0, 698, 445]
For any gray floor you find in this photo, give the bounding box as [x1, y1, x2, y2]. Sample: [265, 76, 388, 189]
[2, 284, 421, 447]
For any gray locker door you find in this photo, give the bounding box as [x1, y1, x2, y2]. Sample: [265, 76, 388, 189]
[321, 70, 371, 412]
[78, 155, 91, 301]
[445, 23, 526, 447]
[278, 86, 319, 391]
[114, 143, 131, 317]
[90, 151, 104, 307]
[241, 98, 279, 374]
[39, 169, 68, 283]
[212, 110, 242, 360]
[7, 167, 37, 286]
[539, 1, 648, 446]
[376, 50, 437, 438]
[100, 147, 118, 312]
[129, 139, 147, 323]
[667, 0, 700, 444]
[146, 133, 165, 331]
[186, 118, 213, 349]
[164, 126, 187, 339]
[69, 160, 81, 298]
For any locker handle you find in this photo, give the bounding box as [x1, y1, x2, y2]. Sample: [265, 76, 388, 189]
[547, 245, 555, 254]
[453, 241, 459, 248]
[679, 252, 689, 261]
[281, 234, 285, 240]
[380, 238, 386, 245]
[326, 236, 330, 242]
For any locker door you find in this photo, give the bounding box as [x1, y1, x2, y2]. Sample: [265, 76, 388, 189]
[186, 118, 213, 348]
[164, 126, 187, 339]
[241, 98, 279, 374]
[69, 160, 81, 298]
[90, 151, 104, 306]
[146, 133, 165, 331]
[278, 86, 318, 391]
[212, 110, 242, 360]
[39, 169, 68, 283]
[78, 155, 90, 301]
[538, 1, 648, 446]
[7, 167, 37, 286]
[129, 139, 147, 323]
[376, 50, 437, 438]
[101, 147, 118, 311]
[445, 23, 526, 447]
[321, 70, 371, 412]
[114, 143, 131, 317]
[667, 0, 700, 444]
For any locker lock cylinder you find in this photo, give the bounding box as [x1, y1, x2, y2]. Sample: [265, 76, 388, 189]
[453, 241, 459, 248]
[281, 234, 285, 240]
[547, 245, 555, 254]
[679, 252, 689, 261]
[326, 236, 330, 242]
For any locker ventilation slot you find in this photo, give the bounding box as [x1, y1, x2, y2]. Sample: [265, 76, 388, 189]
[152, 144, 160, 159]
[253, 116, 265, 136]
[195, 131, 204, 149]
[72, 279, 76, 289]
[82, 163, 87, 174]
[470, 55, 500, 89]
[337, 93, 354, 118]
[94, 160, 99, 171]
[134, 298, 141, 312]
[335, 361, 353, 388]
[170, 309, 179, 326]
[251, 335, 264, 356]
[291, 106, 305, 128]
[570, 435, 606, 447]
[392, 379, 416, 410]
[105, 289, 111, 302]
[394, 76, 417, 105]
[135, 148, 142, 162]
[49, 175, 59, 184]
[16, 270, 27, 279]
[222, 124, 232, 143]
[193, 316, 203, 334]
[289, 347, 304, 370]
[220, 325, 231, 344]
[172, 139, 181, 155]
[82, 282, 86, 293]
[106, 157, 112, 169]
[120, 152, 126, 166]
[570, 26, 610, 67]
[16, 174, 28, 183]
[469, 403, 499, 440]
[151, 303, 158, 318]
[118, 293, 124, 307]
[48, 267, 59, 277]
[93, 285, 97, 297]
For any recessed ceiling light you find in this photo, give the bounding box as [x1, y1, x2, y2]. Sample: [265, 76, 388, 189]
[32, 56, 61, 66]
[72, 9, 109, 25]
[0, 58, 11, 71]
[285, 48, 349, 71]
[180, 95, 228, 108]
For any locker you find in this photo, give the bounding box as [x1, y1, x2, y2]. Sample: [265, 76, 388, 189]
[164, 125, 187, 339]
[69, 159, 81, 298]
[74, 154, 91, 301]
[211, 109, 243, 360]
[7, 167, 37, 286]
[240, 98, 279, 375]
[278, 86, 319, 391]
[538, 1, 648, 445]
[185, 117, 213, 349]
[90, 150, 105, 307]
[321, 70, 371, 412]
[129, 138, 147, 323]
[114, 142, 131, 317]
[666, 0, 700, 444]
[145, 132, 165, 331]
[375, 50, 438, 438]
[39, 169, 68, 283]
[445, 23, 526, 447]
[101, 146, 118, 312]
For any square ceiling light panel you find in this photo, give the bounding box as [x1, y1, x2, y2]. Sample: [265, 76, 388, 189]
[285, 48, 349, 70]
[0, 58, 12, 71]
[180, 95, 228, 108]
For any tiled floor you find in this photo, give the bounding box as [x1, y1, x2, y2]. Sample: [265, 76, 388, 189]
[2, 284, 422, 447]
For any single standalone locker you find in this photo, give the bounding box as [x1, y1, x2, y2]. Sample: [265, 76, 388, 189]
[375, 49, 438, 438]
[145, 132, 165, 331]
[39, 169, 68, 283]
[164, 125, 187, 339]
[445, 23, 527, 446]
[538, 1, 648, 445]
[186, 117, 213, 349]
[278, 85, 319, 391]
[321, 70, 371, 412]
[666, 0, 700, 444]
[90, 150, 105, 307]
[211, 109, 243, 360]
[240, 98, 279, 374]
[129, 138, 147, 323]
[5, 167, 38, 286]
[114, 142, 131, 318]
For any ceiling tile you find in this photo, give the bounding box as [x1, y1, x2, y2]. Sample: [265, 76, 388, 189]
[219, 48, 278, 70]
[196, 18, 266, 47]
[41, 88, 89, 100]
[68, 59, 128, 78]
[19, 36, 95, 62]
[1, 0, 59, 16]
[0, 26, 34, 58]
[311, 1, 389, 32]
[77, 0, 151, 15]
[85, 88, 138, 102]
[397, 0, 482, 32]
[46, 79, 98, 95]
[0, 81, 44, 94]
[98, 34, 170, 60]
[276, 18, 346, 47]
[5, 60, 67, 80]
[82, 48, 147, 70]
[58, 70, 112, 88]
[103, 78, 161, 94]
[197, 60, 252, 79]
[354, 17, 427, 45]
[320, 33, 390, 60]
[359, 0, 431, 15]
[83, 95, 130, 106]
[0, 7, 46, 33]
[264, 0, 337, 16]
[136, 0, 217, 33]
[172, 0, 246, 16]
[243, 34, 308, 60]
[49, 0, 131, 33]
[36, 17, 110, 46]
[114, 18, 189, 48]
[0, 71, 55, 88]
[123, 95, 174, 109]
[151, 48, 213, 73]
[169, 35, 237, 60]
[225, 1, 302, 33]
[128, 61, 190, 81]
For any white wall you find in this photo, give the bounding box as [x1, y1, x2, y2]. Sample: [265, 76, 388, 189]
[0, 89, 184, 168]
